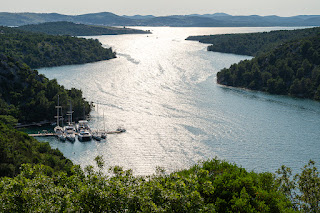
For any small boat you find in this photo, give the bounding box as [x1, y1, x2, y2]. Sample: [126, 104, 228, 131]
[92, 131, 102, 141]
[78, 130, 92, 142]
[101, 131, 107, 139]
[116, 127, 126, 132]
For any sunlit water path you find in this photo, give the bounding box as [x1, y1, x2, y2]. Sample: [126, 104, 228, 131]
[38, 27, 320, 176]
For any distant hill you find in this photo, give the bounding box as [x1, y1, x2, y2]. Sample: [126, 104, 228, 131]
[186, 27, 320, 56]
[122, 15, 155, 20]
[0, 12, 319, 27]
[18, 21, 150, 36]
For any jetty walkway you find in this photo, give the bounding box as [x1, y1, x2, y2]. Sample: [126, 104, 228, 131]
[28, 130, 123, 137]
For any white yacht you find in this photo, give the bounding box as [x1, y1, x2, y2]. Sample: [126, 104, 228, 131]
[77, 120, 90, 132]
[54, 126, 66, 142]
[64, 125, 76, 142]
[78, 129, 92, 141]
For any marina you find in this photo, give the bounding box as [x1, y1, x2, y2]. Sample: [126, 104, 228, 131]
[27, 95, 126, 140]
[28, 130, 125, 137]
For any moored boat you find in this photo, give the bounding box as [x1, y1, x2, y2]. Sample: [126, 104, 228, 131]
[54, 95, 66, 141]
[78, 130, 92, 141]
[101, 131, 107, 139]
[77, 120, 90, 132]
[116, 127, 126, 132]
[65, 100, 76, 142]
[64, 125, 76, 142]
[92, 131, 102, 141]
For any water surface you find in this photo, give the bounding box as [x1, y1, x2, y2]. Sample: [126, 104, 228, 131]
[38, 27, 320, 175]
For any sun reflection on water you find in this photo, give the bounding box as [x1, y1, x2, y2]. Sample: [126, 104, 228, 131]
[38, 27, 320, 176]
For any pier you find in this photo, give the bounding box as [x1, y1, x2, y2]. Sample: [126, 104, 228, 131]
[28, 132, 56, 137]
[28, 130, 124, 137]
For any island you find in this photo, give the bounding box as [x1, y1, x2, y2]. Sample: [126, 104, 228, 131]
[18, 21, 151, 36]
[186, 27, 320, 56]
[0, 26, 116, 69]
[187, 27, 320, 100]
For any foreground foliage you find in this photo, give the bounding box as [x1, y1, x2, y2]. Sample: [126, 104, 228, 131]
[0, 156, 295, 212]
[0, 26, 115, 69]
[0, 116, 73, 177]
[217, 33, 320, 100]
[276, 160, 320, 212]
[186, 27, 320, 56]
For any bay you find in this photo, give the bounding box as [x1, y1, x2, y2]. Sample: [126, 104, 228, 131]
[37, 27, 320, 176]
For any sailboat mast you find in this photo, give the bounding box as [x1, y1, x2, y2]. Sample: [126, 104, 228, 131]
[55, 95, 62, 127]
[67, 99, 73, 125]
[103, 111, 105, 131]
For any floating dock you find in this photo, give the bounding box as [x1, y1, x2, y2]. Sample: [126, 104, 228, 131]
[28, 130, 124, 137]
[28, 132, 56, 137]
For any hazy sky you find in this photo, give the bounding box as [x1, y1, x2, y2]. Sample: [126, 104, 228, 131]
[1, 0, 319, 16]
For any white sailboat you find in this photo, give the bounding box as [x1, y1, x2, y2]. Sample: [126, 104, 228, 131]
[101, 111, 107, 139]
[54, 95, 66, 142]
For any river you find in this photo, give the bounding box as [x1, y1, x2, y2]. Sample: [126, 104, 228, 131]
[37, 27, 320, 176]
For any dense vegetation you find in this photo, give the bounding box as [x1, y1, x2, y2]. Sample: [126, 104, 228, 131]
[0, 26, 116, 68]
[0, 157, 292, 212]
[187, 27, 320, 56]
[0, 115, 73, 177]
[217, 33, 320, 100]
[18, 21, 150, 36]
[0, 54, 91, 123]
[0, 155, 319, 212]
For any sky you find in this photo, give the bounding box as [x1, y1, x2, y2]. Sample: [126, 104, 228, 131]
[0, 0, 319, 17]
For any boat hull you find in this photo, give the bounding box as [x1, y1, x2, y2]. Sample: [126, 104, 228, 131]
[78, 135, 92, 142]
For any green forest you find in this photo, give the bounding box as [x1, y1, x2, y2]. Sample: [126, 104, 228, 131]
[0, 54, 91, 123]
[0, 116, 73, 177]
[217, 33, 320, 99]
[18, 21, 151, 36]
[187, 27, 320, 56]
[0, 26, 116, 68]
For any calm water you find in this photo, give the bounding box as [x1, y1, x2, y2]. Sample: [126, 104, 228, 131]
[37, 27, 320, 176]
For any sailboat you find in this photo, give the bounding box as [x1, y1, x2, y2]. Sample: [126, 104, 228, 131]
[64, 100, 76, 142]
[54, 95, 66, 142]
[91, 103, 103, 141]
[101, 111, 107, 139]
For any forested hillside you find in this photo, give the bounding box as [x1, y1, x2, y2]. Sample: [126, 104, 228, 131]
[0, 54, 91, 123]
[18, 21, 150, 36]
[187, 27, 320, 56]
[0, 26, 116, 68]
[217, 34, 320, 99]
[0, 116, 73, 177]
